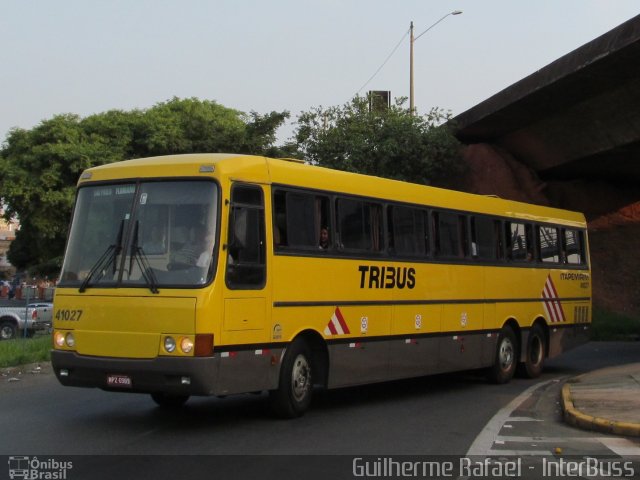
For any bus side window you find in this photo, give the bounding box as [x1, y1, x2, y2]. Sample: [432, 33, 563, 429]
[226, 184, 266, 289]
[433, 211, 460, 259]
[538, 225, 560, 263]
[386, 206, 396, 254]
[494, 220, 504, 260]
[526, 224, 535, 262]
[432, 212, 441, 255]
[471, 216, 498, 261]
[506, 221, 529, 262]
[336, 198, 383, 253]
[273, 191, 288, 248]
[273, 189, 331, 251]
[388, 205, 428, 257]
[458, 215, 469, 258]
[563, 229, 584, 265]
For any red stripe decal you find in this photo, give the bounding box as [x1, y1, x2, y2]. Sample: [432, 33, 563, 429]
[547, 277, 566, 322]
[328, 320, 338, 335]
[335, 307, 350, 334]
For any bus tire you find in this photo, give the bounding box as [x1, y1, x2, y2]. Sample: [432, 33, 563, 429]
[150, 393, 189, 408]
[518, 324, 546, 379]
[269, 339, 313, 418]
[487, 326, 517, 384]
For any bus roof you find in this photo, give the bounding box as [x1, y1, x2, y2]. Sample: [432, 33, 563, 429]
[80, 153, 586, 227]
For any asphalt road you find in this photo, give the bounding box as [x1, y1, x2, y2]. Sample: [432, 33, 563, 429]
[1, 342, 639, 479]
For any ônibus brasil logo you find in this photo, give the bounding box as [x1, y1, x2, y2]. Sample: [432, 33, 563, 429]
[8, 456, 72, 480]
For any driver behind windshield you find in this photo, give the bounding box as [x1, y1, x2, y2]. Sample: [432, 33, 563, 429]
[170, 225, 211, 268]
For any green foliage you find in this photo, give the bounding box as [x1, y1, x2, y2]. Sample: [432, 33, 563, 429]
[1, 94, 463, 273]
[0, 335, 51, 368]
[294, 96, 463, 186]
[591, 308, 640, 341]
[0, 98, 289, 271]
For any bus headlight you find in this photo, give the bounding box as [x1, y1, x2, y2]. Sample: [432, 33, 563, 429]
[164, 336, 176, 353]
[180, 337, 194, 354]
[54, 331, 66, 348]
[54, 331, 75, 349]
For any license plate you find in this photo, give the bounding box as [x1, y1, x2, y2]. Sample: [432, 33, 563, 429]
[107, 374, 132, 388]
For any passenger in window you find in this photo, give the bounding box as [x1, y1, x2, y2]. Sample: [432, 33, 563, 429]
[171, 225, 211, 268]
[319, 227, 330, 250]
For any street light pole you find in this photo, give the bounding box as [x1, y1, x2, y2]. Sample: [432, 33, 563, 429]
[410, 21, 415, 114]
[409, 10, 462, 114]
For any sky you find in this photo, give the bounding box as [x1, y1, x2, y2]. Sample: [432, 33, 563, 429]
[1, 1, 639, 145]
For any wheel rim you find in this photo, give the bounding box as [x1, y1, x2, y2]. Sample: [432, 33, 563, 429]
[499, 336, 515, 371]
[1, 325, 14, 340]
[529, 335, 543, 366]
[291, 354, 311, 402]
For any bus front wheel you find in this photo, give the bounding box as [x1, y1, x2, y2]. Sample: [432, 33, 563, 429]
[487, 326, 517, 384]
[269, 339, 313, 418]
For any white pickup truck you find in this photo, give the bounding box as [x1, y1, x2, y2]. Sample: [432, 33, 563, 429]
[0, 303, 53, 340]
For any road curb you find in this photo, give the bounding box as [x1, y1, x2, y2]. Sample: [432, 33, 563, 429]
[561, 380, 640, 437]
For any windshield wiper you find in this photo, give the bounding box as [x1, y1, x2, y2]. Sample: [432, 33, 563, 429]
[79, 219, 124, 293]
[129, 221, 159, 294]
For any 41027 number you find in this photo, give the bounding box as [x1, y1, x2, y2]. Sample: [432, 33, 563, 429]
[55, 309, 83, 321]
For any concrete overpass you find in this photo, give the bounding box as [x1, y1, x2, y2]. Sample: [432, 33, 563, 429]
[454, 14, 640, 186]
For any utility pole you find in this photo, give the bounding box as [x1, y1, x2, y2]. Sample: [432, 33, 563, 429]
[410, 21, 415, 113]
[409, 11, 462, 115]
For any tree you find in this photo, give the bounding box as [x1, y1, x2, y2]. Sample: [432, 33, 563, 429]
[1, 114, 87, 271]
[294, 96, 463, 186]
[0, 97, 289, 272]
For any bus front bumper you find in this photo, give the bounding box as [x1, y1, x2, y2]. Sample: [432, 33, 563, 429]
[51, 350, 220, 396]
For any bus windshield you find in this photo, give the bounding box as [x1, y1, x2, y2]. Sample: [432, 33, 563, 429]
[60, 180, 219, 290]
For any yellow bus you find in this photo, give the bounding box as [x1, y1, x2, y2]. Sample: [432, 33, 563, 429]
[51, 153, 591, 417]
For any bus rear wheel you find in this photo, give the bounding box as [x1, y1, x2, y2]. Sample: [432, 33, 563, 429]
[487, 326, 517, 384]
[269, 339, 313, 418]
[150, 393, 189, 408]
[518, 324, 546, 378]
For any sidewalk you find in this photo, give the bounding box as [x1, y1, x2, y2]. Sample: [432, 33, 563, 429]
[562, 362, 640, 437]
